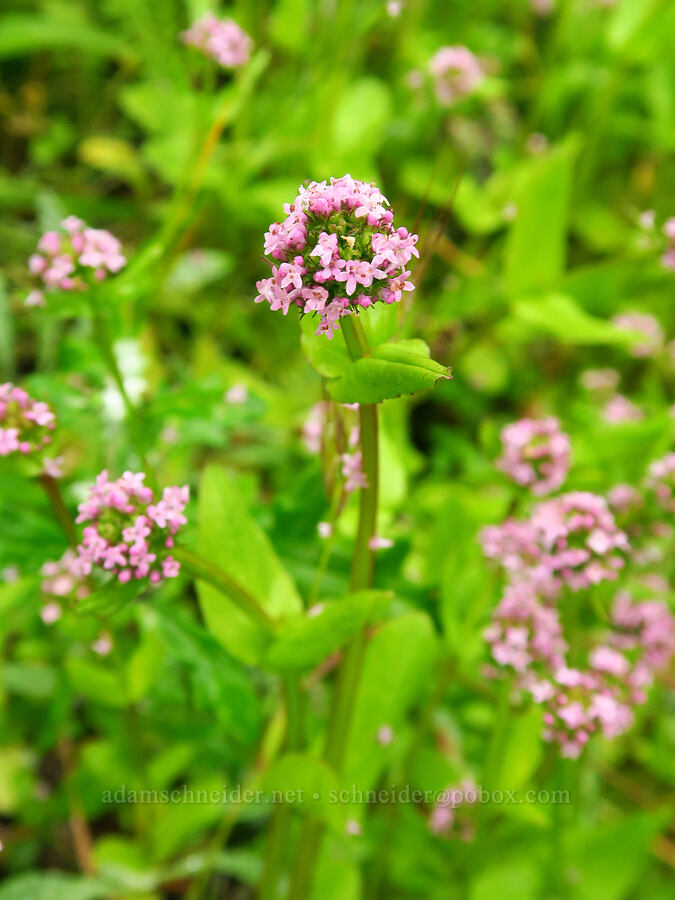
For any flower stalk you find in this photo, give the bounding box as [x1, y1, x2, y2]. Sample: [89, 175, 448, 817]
[172, 545, 277, 632]
[288, 314, 379, 900]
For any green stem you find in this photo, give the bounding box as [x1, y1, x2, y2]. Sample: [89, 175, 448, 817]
[39, 473, 78, 546]
[288, 315, 379, 900]
[259, 672, 305, 900]
[172, 546, 276, 632]
[89, 296, 136, 421]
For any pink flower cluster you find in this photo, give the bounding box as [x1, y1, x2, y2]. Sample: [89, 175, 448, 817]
[497, 417, 571, 496]
[484, 582, 566, 674]
[612, 312, 663, 358]
[255, 175, 418, 338]
[40, 550, 90, 624]
[528, 492, 629, 591]
[181, 14, 252, 69]
[0, 383, 56, 458]
[429, 780, 478, 841]
[661, 217, 675, 271]
[27, 216, 126, 308]
[610, 591, 675, 677]
[428, 46, 483, 106]
[645, 452, 675, 513]
[75, 471, 188, 585]
[537, 664, 636, 759]
[482, 492, 629, 596]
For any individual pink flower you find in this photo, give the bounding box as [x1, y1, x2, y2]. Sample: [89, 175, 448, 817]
[497, 417, 571, 496]
[645, 452, 675, 513]
[428, 46, 483, 105]
[255, 176, 418, 338]
[27, 218, 126, 305]
[41, 549, 90, 612]
[579, 368, 619, 393]
[342, 451, 368, 493]
[0, 383, 56, 458]
[75, 471, 189, 585]
[612, 312, 663, 358]
[602, 394, 643, 423]
[182, 13, 252, 68]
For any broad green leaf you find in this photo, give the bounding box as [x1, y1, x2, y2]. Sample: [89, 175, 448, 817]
[300, 306, 399, 379]
[505, 141, 577, 294]
[300, 314, 351, 378]
[0, 16, 137, 62]
[265, 590, 391, 671]
[124, 624, 164, 703]
[332, 78, 393, 155]
[470, 859, 540, 900]
[150, 605, 261, 746]
[328, 340, 451, 404]
[344, 612, 438, 791]
[511, 293, 642, 346]
[65, 658, 127, 708]
[2, 663, 56, 700]
[262, 753, 342, 827]
[566, 811, 669, 900]
[495, 707, 544, 793]
[196, 466, 303, 665]
[312, 838, 362, 900]
[0, 873, 108, 900]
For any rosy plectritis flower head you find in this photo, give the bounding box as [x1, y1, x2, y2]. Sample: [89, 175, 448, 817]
[76, 471, 188, 585]
[27, 216, 126, 308]
[0, 383, 56, 458]
[497, 417, 571, 496]
[645, 452, 675, 513]
[255, 175, 419, 339]
[612, 312, 663, 358]
[182, 14, 252, 68]
[428, 46, 483, 105]
[484, 581, 567, 674]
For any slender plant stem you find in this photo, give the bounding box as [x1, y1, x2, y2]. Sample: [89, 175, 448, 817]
[288, 314, 379, 900]
[172, 545, 276, 631]
[39, 473, 78, 546]
[259, 672, 305, 900]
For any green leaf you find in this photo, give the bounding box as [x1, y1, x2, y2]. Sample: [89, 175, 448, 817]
[265, 590, 392, 671]
[65, 658, 128, 708]
[566, 811, 669, 900]
[196, 466, 303, 665]
[2, 663, 57, 700]
[0, 873, 108, 900]
[344, 612, 438, 791]
[511, 293, 642, 346]
[124, 621, 164, 703]
[262, 753, 342, 826]
[150, 605, 261, 746]
[505, 141, 577, 294]
[300, 306, 400, 379]
[332, 78, 393, 156]
[0, 16, 136, 62]
[495, 707, 543, 793]
[328, 340, 451, 404]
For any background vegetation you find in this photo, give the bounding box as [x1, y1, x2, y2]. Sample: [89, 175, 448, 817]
[1, 1, 674, 898]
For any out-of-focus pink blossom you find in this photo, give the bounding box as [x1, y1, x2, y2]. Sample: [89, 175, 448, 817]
[428, 46, 483, 105]
[497, 417, 570, 496]
[0, 383, 56, 458]
[612, 312, 663, 358]
[182, 13, 252, 68]
[602, 394, 643, 423]
[27, 218, 126, 305]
